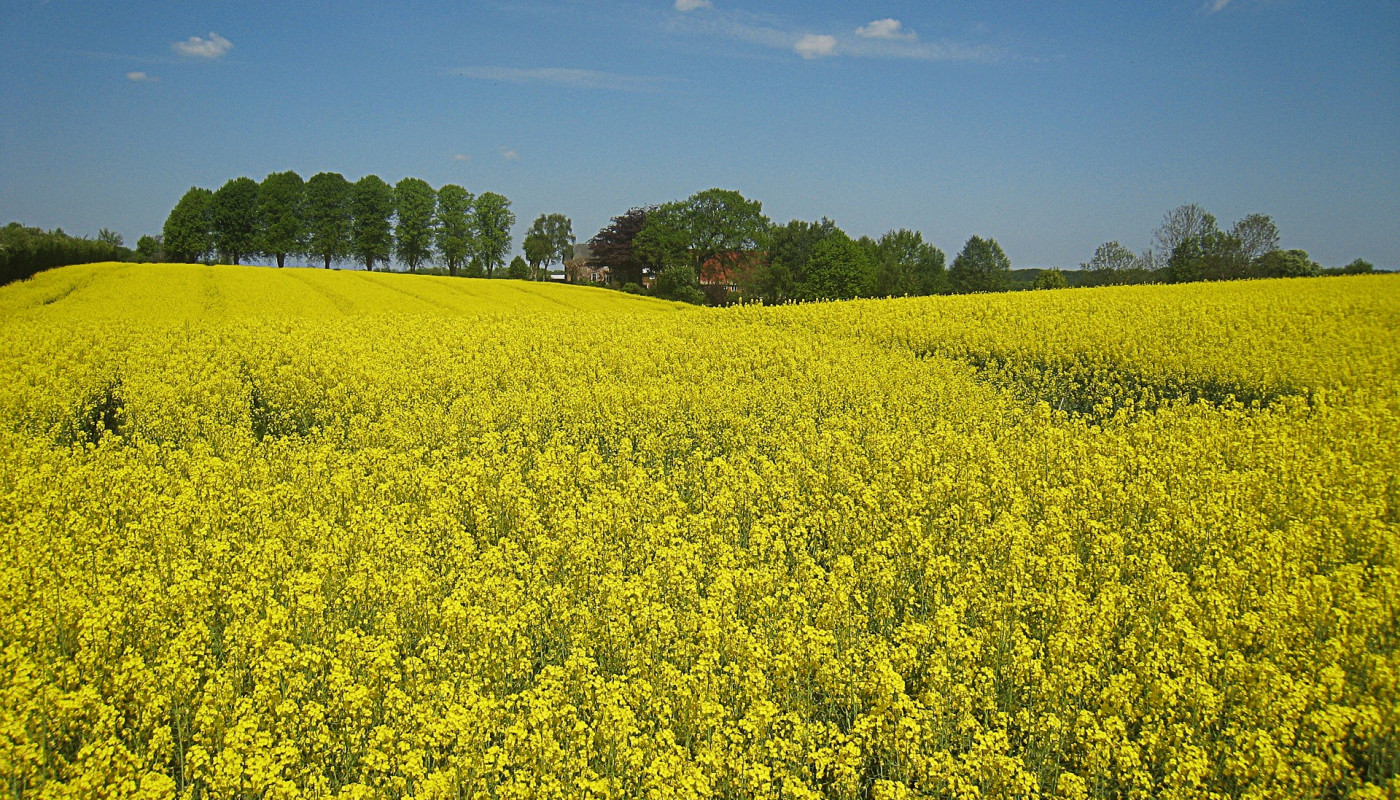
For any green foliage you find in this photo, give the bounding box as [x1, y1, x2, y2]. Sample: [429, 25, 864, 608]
[134, 235, 163, 263]
[162, 187, 213, 264]
[351, 175, 395, 271]
[620, 282, 644, 295]
[1257, 249, 1321, 278]
[256, 170, 306, 268]
[523, 213, 575, 281]
[210, 177, 259, 265]
[634, 189, 769, 283]
[588, 208, 651, 287]
[1230, 213, 1281, 262]
[1343, 258, 1375, 274]
[394, 177, 437, 273]
[801, 230, 875, 301]
[471, 192, 514, 278]
[651, 264, 706, 304]
[97, 228, 124, 248]
[873, 228, 946, 296]
[744, 217, 839, 303]
[434, 185, 475, 277]
[1034, 268, 1068, 290]
[0, 223, 132, 285]
[950, 235, 1012, 293]
[304, 172, 353, 269]
[506, 255, 530, 280]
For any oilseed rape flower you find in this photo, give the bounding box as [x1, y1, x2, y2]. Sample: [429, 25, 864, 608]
[0, 263, 1397, 798]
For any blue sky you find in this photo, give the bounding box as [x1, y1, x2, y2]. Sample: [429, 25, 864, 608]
[2, 0, 1396, 267]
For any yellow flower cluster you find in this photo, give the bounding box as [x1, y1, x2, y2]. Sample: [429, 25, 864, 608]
[1, 263, 1396, 799]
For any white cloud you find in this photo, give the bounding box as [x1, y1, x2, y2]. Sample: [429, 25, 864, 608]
[674, 0, 712, 10]
[667, 9, 1001, 63]
[448, 66, 666, 92]
[126, 71, 158, 82]
[1206, 0, 1231, 11]
[452, 154, 472, 162]
[172, 32, 233, 59]
[793, 33, 837, 59]
[500, 147, 520, 161]
[856, 18, 916, 41]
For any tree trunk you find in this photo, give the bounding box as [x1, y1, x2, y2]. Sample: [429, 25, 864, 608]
[324, 255, 331, 269]
[277, 253, 285, 268]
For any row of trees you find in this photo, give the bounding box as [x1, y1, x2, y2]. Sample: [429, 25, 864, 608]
[161, 172, 576, 278]
[586, 189, 1015, 304]
[0, 223, 134, 286]
[582, 192, 1377, 305]
[1082, 204, 1372, 286]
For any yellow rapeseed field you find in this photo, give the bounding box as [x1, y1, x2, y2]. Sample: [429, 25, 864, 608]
[1, 262, 1396, 799]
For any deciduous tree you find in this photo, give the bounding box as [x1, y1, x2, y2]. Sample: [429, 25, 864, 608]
[950, 235, 1011, 293]
[210, 177, 259, 265]
[873, 228, 945, 296]
[588, 207, 650, 287]
[1153, 204, 1217, 261]
[435, 185, 475, 277]
[351, 175, 395, 271]
[257, 170, 306, 268]
[470, 192, 514, 278]
[523, 213, 575, 281]
[163, 187, 213, 263]
[802, 231, 875, 301]
[305, 172, 352, 269]
[394, 177, 437, 273]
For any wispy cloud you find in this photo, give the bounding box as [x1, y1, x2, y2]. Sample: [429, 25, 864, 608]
[1205, 0, 1232, 12]
[448, 66, 667, 92]
[856, 19, 916, 41]
[452, 154, 472, 162]
[666, 7, 1003, 63]
[674, 0, 711, 10]
[125, 71, 158, 82]
[793, 34, 837, 60]
[500, 147, 520, 161]
[172, 32, 233, 59]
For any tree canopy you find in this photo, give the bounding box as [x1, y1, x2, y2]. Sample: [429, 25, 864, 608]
[163, 187, 213, 264]
[435, 185, 475, 277]
[394, 177, 437, 273]
[351, 175, 395, 272]
[304, 172, 352, 269]
[471, 192, 514, 278]
[256, 170, 306, 268]
[210, 177, 259, 265]
[950, 236, 1012, 293]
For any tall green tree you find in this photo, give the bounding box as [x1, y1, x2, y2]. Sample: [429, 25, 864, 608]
[435, 184, 475, 277]
[873, 229, 945, 296]
[257, 170, 306, 268]
[506, 255, 530, 280]
[950, 235, 1012, 293]
[351, 175, 395, 271]
[1153, 204, 1217, 262]
[470, 192, 514, 278]
[304, 172, 353, 269]
[523, 213, 575, 281]
[394, 177, 437, 273]
[743, 218, 838, 303]
[587, 207, 651, 287]
[634, 188, 769, 284]
[134, 234, 163, 262]
[1229, 213, 1281, 264]
[802, 230, 876, 300]
[163, 186, 213, 264]
[210, 177, 259, 265]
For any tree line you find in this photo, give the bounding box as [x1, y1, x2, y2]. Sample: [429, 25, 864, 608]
[581, 191, 1378, 305]
[0, 223, 137, 286]
[584, 188, 1013, 305]
[160, 172, 577, 279]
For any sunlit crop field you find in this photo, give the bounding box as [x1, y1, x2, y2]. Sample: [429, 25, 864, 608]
[2, 263, 1397, 799]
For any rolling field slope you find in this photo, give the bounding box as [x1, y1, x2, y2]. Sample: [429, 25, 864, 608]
[1, 264, 1397, 799]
